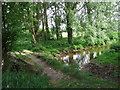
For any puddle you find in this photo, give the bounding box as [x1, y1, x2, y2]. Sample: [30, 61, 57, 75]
[57, 45, 110, 69]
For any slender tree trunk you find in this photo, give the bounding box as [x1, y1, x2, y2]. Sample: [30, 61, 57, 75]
[86, 2, 92, 25]
[54, 5, 59, 40]
[55, 18, 59, 40]
[30, 2, 42, 43]
[44, 3, 50, 40]
[31, 2, 37, 44]
[66, 2, 73, 44]
[42, 12, 46, 40]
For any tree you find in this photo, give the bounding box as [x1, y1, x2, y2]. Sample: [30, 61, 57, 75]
[65, 2, 77, 44]
[2, 2, 28, 54]
[2, 2, 30, 69]
[43, 2, 50, 40]
[26, 2, 45, 43]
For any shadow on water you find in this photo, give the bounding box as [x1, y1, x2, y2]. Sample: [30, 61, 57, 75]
[57, 45, 110, 69]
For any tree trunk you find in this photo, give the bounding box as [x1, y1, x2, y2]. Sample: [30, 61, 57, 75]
[86, 2, 92, 25]
[30, 2, 42, 43]
[54, 5, 59, 40]
[66, 2, 73, 44]
[44, 3, 50, 40]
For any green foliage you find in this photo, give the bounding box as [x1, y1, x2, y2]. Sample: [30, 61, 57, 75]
[110, 42, 120, 52]
[54, 77, 118, 88]
[13, 31, 33, 51]
[94, 42, 119, 65]
[2, 2, 30, 53]
[107, 32, 118, 41]
[39, 56, 64, 70]
[2, 71, 52, 88]
[94, 49, 119, 65]
[93, 43, 120, 81]
[2, 2, 119, 88]
[74, 2, 118, 46]
[37, 56, 118, 88]
[32, 44, 47, 52]
[15, 54, 31, 61]
[71, 44, 83, 50]
[74, 24, 111, 46]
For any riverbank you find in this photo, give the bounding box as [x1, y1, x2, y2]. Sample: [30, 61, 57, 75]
[3, 52, 119, 88]
[83, 42, 120, 84]
[36, 42, 120, 86]
[3, 42, 119, 88]
[14, 34, 118, 57]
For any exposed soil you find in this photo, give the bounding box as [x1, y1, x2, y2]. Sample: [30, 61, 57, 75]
[8, 55, 45, 75]
[82, 62, 120, 84]
[9, 50, 119, 85]
[20, 51, 78, 84]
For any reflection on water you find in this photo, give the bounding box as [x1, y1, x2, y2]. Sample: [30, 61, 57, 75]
[93, 52, 97, 58]
[57, 45, 110, 68]
[99, 52, 102, 55]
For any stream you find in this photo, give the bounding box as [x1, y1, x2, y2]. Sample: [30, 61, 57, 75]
[57, 45, 110, 69]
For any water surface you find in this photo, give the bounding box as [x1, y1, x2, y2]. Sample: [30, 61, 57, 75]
[57, 45, 110, 69]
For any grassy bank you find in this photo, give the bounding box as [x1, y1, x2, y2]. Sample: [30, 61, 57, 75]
[7, 31, 119, 88]
[92, 42, 120, 81]
[37, 55, 118, 88]
[13, 31, 118, 56]
[94, 42, 120, 65]
[2, 71, 52, 88]
[2, 56, 52, 88]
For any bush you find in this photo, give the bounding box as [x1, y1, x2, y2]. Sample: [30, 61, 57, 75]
[108, 32, 118, 41]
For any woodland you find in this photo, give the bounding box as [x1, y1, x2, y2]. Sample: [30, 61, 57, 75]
[2, 2, 120, 88]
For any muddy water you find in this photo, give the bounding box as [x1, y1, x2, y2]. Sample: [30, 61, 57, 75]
[57, 45, 110, 69]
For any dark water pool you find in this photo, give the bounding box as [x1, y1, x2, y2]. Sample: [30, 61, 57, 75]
[57, 45, 110, 69]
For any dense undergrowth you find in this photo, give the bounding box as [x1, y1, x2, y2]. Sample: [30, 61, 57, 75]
[13, 31, 118, 56]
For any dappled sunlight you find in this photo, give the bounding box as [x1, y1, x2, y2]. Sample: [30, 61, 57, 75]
[2, 2, 119, 88]
[22, 50, 33, 54]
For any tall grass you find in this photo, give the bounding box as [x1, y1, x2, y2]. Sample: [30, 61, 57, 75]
[2, 70, 52, 88]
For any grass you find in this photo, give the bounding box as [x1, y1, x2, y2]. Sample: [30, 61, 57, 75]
[94, 42, 119, 65]
[54, 78, 118, 88]
[37, 55, 119, 88]
[94, 50, 119, 65]
[15, 54, 31, 61]
[13, 31, 33, 52]
[13, 30, 119, 57]
[10, 31, 119, 88]
[14, 30, 108, 56]
[93, 42, 120, 81]
[2, 54, 52, 88]
[2, 70, 52, 88]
